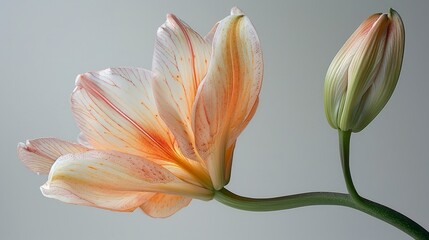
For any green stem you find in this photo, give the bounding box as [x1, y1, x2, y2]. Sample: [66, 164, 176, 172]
[215, 188, 429, 239]
[338, 130, 362, 202]
[336, 130, 429, 238]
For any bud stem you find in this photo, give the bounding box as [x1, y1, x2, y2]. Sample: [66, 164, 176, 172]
[338, 130, 363, 203]
[214, 129, 429, 238]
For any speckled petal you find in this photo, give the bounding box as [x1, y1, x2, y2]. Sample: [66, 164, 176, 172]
[41, 150, 212, 211]
[152, 14, 211, 161]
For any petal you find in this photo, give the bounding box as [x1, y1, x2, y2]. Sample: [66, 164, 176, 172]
[230, 6, 244, 15]
[140, 193, 192, 218]
[72, 67, 178, 161]
[324, 13, 382, 129]
[223, 141, 236, 185]
[341, 14, 390, 129]
[77, 132, 92, 148]
[41, 150, 212, 212]
[223, 97, 259, 185]
[354, 9, 405, 131]
[347, 14, 389, 96]
[17, 138, 88, 174]
[152, 14, 212, 160]
[192, 12, 263, 189]
[41, 183, 153, 212]
[204, 22, 219, 44]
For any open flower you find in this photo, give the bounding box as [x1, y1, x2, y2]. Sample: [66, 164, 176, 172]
[324, 9, 404, 132]
[18, 7, 262, 218]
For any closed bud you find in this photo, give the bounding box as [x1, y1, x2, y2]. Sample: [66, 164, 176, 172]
[324, 9, 405, 132]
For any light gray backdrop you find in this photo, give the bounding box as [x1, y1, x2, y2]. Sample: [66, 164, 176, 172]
[1, 0, 428, 239]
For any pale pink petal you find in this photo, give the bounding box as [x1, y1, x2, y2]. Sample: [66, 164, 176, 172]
[343, 14, 390, 126]
[140, 193, 192, 218]
[72, 67, 178, 161]
[192, 13, 263, 189]
[204, 22, 219, 44]
[353, 10, 405, 131]
[17, 138, 88, 174]
[324, 14, 382, 128]
[152, 14, 211, 161]
[41, 150, 212, 212]
[41, 183, 153, 212]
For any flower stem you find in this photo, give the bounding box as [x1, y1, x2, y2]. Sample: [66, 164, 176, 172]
[214, 188, 429, 239]
[336, 130, 429, 238]
[338, 130, 363, 203]
[214, 129, 429, 239]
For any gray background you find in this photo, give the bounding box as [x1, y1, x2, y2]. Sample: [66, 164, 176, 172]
[1, 0, 428, 239]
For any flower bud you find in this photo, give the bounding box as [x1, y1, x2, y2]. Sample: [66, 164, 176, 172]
[324, 9, 405, 132]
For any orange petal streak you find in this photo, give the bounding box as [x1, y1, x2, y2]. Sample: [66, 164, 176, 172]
[192, 13, 263, 189]
[72, 68, 178, 161]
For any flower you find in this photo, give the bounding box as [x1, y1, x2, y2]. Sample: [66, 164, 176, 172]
[324, 9, 404, 132]
[17, 7, 262, 218]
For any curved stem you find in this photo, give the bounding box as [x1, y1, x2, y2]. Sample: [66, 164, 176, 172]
[215, 188, 429, 239]
[335, 131, 429, 238]
[339, 130, 362, 203]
